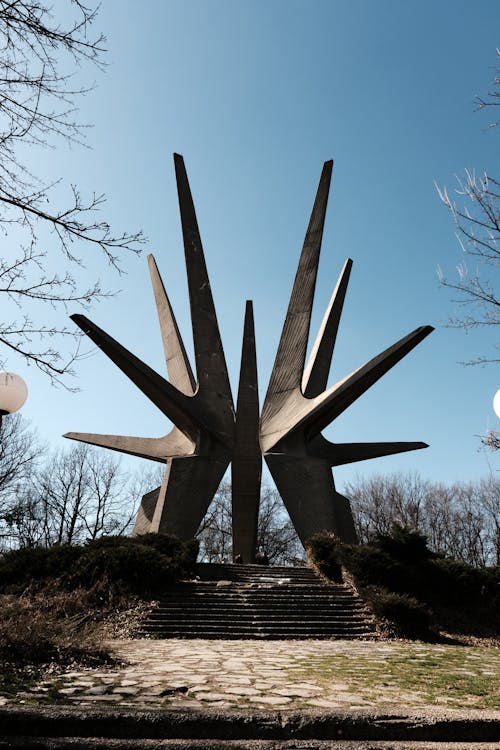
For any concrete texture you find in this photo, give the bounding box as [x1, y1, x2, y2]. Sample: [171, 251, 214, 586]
[1, 703, 500, 746]
[231, 302, 261, 563]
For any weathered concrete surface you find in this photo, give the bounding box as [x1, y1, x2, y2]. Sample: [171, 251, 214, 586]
[65, 154, 234, 542]
[231, 302, 261, 563]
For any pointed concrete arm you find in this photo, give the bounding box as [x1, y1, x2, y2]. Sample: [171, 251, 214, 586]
[301, 325, 434, 439]
[64, 429, 195, 462]
[263, 160, 333, 415]
[261, 325, 433, 451]
[71, 314, 205, 443]
[302, 258, 353, 398]
[173, 153, 233, 406]
[308, 434, 428, 466]
[147, 254, 196, 395]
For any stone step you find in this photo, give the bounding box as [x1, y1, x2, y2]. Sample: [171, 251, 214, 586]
[140, 562, 377, 640]
[149, 609, 368, 618]
[142, 623, 374, 633]
[157, 596, 361, 604]
[160, 592, 358, 601]
[148, 610, 366, 623]
[141, 628, 374, 639]
[149, 602, 368, 612]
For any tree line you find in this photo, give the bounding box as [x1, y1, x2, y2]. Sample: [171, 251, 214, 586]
[0, 416, 498, 568]
[0, 415, 158, 549]
[346, 471, 500, 568]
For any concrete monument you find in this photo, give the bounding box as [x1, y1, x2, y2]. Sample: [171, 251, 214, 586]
[65, 155, 432, 558]
[260, 160, 432, 546]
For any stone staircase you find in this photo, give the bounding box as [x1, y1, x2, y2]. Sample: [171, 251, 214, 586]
[140, 562, 377, 639]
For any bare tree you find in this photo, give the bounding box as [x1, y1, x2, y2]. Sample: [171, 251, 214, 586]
[475, 475, 500, 566]
[256, 485, 305, 565]
[0, 1, 144, 384]
[196, 479, 305, 565]
[437, 170, 500, 364]
[0, 412, 45, 545]
[437, 50, 500, 368]
[196, 480, 233, 563]
[344, 471, 500, 567]
[3, 443, 157, 548]
[346, 472, 431, 543]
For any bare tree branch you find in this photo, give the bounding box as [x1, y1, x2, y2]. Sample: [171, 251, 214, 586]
[0, 2, 145, 382]
[438, 53, 500, 375]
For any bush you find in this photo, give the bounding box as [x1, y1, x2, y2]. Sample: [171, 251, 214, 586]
[336, 543, 406, 590]
[364, 586, 432, 639]
[306, 528, 500, 638]
[0, 544, 81, 591]
[376, 525, 433, 563]
[306, 533, 343, 582]
[0, 534, 199, 596]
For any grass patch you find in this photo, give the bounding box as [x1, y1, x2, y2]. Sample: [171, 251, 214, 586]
[288, 643, 500, 710]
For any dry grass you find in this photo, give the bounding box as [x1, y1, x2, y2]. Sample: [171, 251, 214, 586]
[0, 581, 151, 697]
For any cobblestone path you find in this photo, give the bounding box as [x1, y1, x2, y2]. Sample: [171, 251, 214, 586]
[5, 639, 499, 713]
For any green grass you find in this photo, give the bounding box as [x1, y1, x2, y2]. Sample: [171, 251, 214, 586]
[287, 643, 500, 710]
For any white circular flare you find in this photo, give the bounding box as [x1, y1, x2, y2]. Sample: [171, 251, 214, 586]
[494, 389, 500, 418]
[0, 371, 27, 414]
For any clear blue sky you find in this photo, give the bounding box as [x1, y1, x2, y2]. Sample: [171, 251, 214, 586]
[15, 0, 500, 489]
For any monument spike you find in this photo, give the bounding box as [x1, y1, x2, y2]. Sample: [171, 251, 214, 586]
[302, 325, 434, 439]
[262, 160, 333, 423]
[70, 314, 205, 443]
[147, 254, 196, 395]
[173, 153, 233, 406]
[232, 301, 261, 563]
[302, 258, 353, 398]
[66, 156, 433, 551]
[261, 325, 433, 452]
[308, 434, 428, 466]
[64, 429, 195, 462]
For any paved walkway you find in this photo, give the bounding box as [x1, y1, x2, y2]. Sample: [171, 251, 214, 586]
[10, 639, 500, 713]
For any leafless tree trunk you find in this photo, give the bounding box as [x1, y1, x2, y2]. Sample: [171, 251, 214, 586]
[3, 442, 158, 548]
[0, 413, 45, 547]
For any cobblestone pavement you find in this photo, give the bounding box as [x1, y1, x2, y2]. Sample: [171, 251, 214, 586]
[5, 639, 500, 712]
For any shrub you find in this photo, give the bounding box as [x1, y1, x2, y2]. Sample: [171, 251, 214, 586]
[66, 543, 170, 594]
[306, 533, 343, 582]
[0, 545, 81, 591]
[0, 534, 199, 595]
[364, 586, 432, 639]
[376, 524, 433, 563]
[306, 527, 500, 638]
